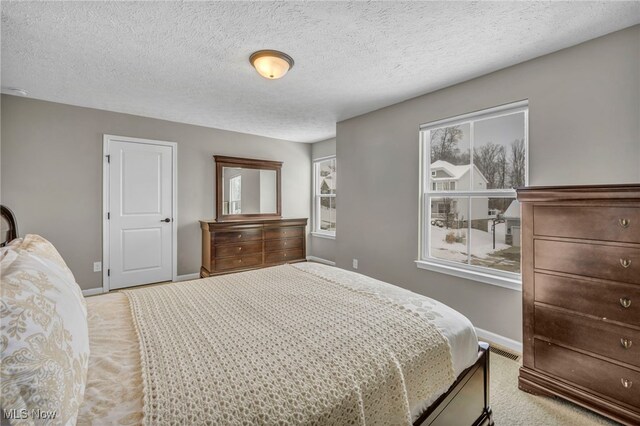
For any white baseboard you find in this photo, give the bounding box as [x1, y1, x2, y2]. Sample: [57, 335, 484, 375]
[83, 274, 199, 297]
[82, 288, 104, 297]
[475, 326, 522, 354]
[175, 273, 200, 282]
[306, 256, 336, 266]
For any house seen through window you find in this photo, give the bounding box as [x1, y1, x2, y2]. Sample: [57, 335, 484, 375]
[313, 157, 336, 236]
[418, 101, 528, 288]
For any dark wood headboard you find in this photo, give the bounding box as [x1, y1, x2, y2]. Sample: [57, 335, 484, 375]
[1, 205, 18, 247]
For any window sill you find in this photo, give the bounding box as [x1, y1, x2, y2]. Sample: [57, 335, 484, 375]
[311, 232, 336, 240]
[415, 260, 521, 291]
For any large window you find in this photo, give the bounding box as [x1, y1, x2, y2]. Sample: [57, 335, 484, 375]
[313, 156, 336, 237]
[418, 101, 528, 289]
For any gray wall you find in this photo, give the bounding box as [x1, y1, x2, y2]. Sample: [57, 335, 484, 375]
[335, 26, 640, 342]
[309, 138, 337, 263]
[259, 170, 277, 213]
[1, 95, 311, 290]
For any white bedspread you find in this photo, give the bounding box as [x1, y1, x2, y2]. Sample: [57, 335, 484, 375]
[78, 263, 478, 425]
[292, 263, 479, 416]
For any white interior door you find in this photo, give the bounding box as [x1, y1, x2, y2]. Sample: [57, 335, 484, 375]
[106, 137, 174, 290]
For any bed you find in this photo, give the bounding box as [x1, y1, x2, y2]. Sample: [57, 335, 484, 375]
[0, 206, 493, 426]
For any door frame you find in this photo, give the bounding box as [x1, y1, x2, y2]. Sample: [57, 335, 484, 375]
[102, 134, 178, 293]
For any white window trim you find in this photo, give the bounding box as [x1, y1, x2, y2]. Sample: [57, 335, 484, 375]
[312, 155, 336, 238]
[415, 259, 522, 291]
[311, 231, 336, 240]
[417, 100, 528, 291]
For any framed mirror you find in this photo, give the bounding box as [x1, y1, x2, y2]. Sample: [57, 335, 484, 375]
[214, 155, 282, 221]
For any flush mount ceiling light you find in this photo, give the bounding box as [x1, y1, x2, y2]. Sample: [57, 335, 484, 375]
[249, 50, 294, 80]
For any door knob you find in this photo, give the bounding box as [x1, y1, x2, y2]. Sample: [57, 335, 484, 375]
[161, 218, 171, 223]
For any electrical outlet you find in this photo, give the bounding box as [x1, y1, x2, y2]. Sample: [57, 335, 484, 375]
[352, 259, 358, 269]
[93, 262, 102, 272]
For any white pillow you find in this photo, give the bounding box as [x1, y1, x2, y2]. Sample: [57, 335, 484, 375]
[1, 235, 89, 426]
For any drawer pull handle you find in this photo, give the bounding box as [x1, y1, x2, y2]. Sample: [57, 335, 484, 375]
[621, 338, 632, 349]
[238, 247, 242, 251]
[619, 218, 630, 228]
[620, 297, 632, 308]
[620, 258, 632, 268]
[237, 235, 242, 239]
[621, 378, 633, 389]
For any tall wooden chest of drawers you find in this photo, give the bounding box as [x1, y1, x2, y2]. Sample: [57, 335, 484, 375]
[200, 218, 307, 277]
[517, 185, 640, 425]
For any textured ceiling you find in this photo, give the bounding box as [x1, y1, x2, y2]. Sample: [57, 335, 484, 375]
[2, 2, 639, 143]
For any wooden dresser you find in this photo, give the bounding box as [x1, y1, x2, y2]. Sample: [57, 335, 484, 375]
[517, 184, 640, 425]
[200, 218, 307, 277]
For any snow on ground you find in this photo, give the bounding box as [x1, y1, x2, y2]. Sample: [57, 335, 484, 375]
[430, 222, 509, 262]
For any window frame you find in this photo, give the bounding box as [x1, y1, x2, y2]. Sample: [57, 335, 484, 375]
[416, 100, 529, 291]
[312, 155, 336, 239]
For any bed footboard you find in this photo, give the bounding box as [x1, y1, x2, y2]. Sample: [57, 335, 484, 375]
[414, 342, 493, 426]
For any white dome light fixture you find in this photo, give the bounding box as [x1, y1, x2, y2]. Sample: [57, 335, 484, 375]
[250, 50, 294, 80]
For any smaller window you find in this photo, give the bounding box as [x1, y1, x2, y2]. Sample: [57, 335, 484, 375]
[313, 157, 336, 237]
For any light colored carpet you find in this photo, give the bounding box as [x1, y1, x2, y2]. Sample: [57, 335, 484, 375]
[491, 353, 621, 425]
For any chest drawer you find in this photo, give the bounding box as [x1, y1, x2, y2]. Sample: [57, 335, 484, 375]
[214, 228, 262, 245]
[534, 339, 640, 408]
[535, 240, 640, 285]
[214, 241, 262, 259]
[535, 305, 640, 367]
[215, 253, 263, 271]
[264, 226, 304, 240]
[535, 273, 640, 325]
[265, 237, 303, 252]
[534, 206, 640, 244]
[265, 248, 304, 264]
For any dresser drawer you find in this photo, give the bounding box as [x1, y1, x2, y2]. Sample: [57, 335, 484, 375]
[264, 237, 303, 252]
[534, 339, 640, 408]
[535, 240, 640, 285]
[264, 226, 304, 240]
[535, 305, 640, 367]
[214, 228, 262, 244]
[265, 248, 304, 264]
[214, 241, 262, 259]
[534, 206, 640, 244]
[215, 253, 263, 271]
[535, 273, 640, 325]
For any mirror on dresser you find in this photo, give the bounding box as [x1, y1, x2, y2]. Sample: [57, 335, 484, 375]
[203, 155, 308, 277]
[214, 155, 282, 220]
